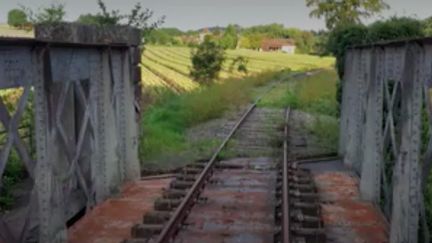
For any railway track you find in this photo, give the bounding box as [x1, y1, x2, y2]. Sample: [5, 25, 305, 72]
[275, 109, 325, 243]
[122, 74, 326, 243]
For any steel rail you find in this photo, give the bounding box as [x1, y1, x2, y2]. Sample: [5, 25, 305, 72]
[155, 71, 309, 243]
[282, 108, 292, 243]
[154, 77, 287, 242]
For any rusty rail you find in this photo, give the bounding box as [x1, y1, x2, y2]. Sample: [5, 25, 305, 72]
[282, 108, 291, 243]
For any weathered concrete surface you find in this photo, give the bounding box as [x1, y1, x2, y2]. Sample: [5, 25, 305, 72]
[68, 178, 171, 243]
[309, 161, 389, 243]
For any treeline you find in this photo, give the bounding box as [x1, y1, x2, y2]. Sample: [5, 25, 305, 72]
[147, 17, 432, 55]
[146, 24, 324, 54]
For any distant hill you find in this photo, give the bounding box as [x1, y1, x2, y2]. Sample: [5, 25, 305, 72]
[0, 24, 34, 38]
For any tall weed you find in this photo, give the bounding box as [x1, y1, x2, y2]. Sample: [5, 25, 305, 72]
[140, 72, 279, 162]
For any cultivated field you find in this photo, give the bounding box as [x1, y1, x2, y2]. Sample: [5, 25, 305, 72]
[0, 24, 33, 38]
[141, 45, 335, 94]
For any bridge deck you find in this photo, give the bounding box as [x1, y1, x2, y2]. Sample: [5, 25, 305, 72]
[68, 178, 171, 243]
[301, 160, 389, 243]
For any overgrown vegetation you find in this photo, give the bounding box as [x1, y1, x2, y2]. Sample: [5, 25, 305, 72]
[77, 0, 164, 40]
[259, 70, 338, 116]
[140, 71, 278, 168]
[324, 17, 426, 112]
[259, 70, 339, 151]
[21, 2, 66, 25]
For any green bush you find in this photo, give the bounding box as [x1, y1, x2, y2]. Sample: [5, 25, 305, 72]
[326, 24, 368, 78]
[7, 9, 28, 28]
[368, 17, 424, 42]
[190, 39, 225, 84]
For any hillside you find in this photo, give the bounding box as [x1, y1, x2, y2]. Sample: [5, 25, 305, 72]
[141, 45, 335, 94]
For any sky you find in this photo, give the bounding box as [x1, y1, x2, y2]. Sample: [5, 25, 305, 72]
[1, 0, 432, 31]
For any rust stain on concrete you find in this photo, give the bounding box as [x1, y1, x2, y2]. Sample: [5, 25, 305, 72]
[314, 172, 388, 243]
[68, 178, 171, 243]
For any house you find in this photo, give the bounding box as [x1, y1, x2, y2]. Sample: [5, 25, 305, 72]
[260, 38, 296, 54]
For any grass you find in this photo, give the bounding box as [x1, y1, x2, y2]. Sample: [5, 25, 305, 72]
[259, 70, 339, 116]
[140, 71, 279, 169]
[307, 117, 339, 152]
[259, 69, 340, 151]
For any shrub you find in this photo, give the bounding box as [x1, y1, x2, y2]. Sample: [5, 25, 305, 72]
[7, 9, 28, 28]
[368, 17, 424, 42]
[326, 24, 368, 78]
[190, 39, 225, 84]
[229, 56, 249, 75]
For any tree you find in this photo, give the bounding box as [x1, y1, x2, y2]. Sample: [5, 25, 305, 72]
[190, 39, 225, 84]
[219, 24, 238, 49]
[7, 9, 28, 27]
[239, 33, 265, 50]
[423, 17, 432, 37]
[305, 0, 389, 30]
[146, 28, 183, 45]
[76, 0, 164, 40]
[22, 2, 66, 24]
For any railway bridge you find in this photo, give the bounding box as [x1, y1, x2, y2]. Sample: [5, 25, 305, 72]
[0, 23, 431, 243]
